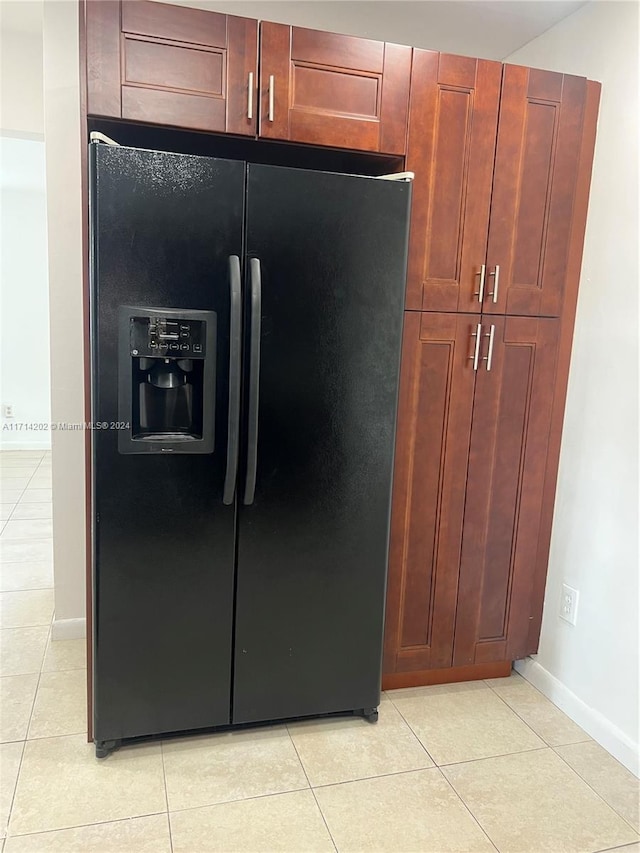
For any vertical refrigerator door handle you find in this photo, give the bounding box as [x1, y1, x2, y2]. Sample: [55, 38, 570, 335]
[223, 256, 242, 505]
[243, 257, 262, 505]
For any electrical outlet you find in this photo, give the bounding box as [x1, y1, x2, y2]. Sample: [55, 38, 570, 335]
[2, 403, 14, 419]
[560, 583, 579, 625]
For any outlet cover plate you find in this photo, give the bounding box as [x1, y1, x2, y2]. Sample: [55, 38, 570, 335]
[560, 583, 579, 626]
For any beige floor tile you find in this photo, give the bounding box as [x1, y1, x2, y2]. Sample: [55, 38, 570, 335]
[4, 814, 171, 852]
[8, 506, 51, 521]
[488, 674, 591, 746]
[41, 639, 86, 672]
[0, 495, 22, 507]
[0, 541, 52, 565]
[0, 628, 48, 677]
[163, 726, 308, 811]
[389, 682, 544, 765]
[315, 767, 494, 852]
[288, 696, 433, 786]
[0, 522, 52, 543]
[556, 741, 640, 832]
[0, 674, 39, 742]
[8, 735, 166, 836]
[170, 789, 334, 853]
[0, 563, 53, 593]
[0, 591, 54, 629]
[444, 748, 639, 853]
[0, 742, 24, 838]
[18, 491, 51, 505]
[28, 670, 87, 739]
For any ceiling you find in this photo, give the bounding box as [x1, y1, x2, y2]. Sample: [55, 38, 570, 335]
[0, 0, 589, 59]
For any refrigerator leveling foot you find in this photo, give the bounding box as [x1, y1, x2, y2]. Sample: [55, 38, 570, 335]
[363, 708, 379, 723]
[95, 739, 119, 759]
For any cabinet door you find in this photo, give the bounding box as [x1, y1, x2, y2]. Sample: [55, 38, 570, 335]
[259, 22, 411, 153]
[384, 312, 478, 673]
[86, 0, 258, 135]
[453, 317, 560, 666]
[485, 67, 587, 317]
[405, 52, 502, 312]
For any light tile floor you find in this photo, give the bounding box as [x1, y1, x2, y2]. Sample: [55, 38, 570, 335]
[0, 449, 638, 852]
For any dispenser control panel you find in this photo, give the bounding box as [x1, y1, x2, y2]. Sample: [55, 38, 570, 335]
[130, 316, 207, 358]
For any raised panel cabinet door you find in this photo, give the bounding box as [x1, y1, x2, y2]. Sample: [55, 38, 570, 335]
[485, 66, 587, 317]
[85, 0, 258, 135]
[405, 51, 502, 312]
[453, 317, 560, 666]
[383, 312, 478, 674]
[258, 22, 411, 153]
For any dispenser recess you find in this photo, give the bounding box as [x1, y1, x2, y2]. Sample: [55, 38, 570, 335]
[117, 306, 216, 454]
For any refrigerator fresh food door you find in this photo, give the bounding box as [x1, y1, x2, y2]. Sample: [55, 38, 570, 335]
[233, 164, 411, 723]
[90, 144, 244, 741]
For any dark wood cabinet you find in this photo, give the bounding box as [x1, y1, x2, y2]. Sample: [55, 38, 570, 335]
[258, 22, 411, 153]
[405, 56, 589, 319]
[453, 317, 560, 665]
[405, 51, 502, 312]
[486, 67, 587, 318]
[383, 57, 599, 686]
[86, 0, 258, 134]
[384, 314, 561, 678]
[383, 312, 476, 674]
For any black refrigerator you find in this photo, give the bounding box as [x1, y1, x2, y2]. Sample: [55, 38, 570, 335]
[90, 142, 411, 757]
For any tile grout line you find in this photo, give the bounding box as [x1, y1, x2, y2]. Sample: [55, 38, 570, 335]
[4, 620, 50, 837]
[285, 723, 338, 853]
[437, 764, 501, 852]
[160, 742, 174, 853]
[3, 811, 170, 842]
[485, 679, 593, 749]
[551, 744, 640, 837]
[383, 692, 438, 765]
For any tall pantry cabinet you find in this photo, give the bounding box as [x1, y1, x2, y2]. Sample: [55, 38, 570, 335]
[82, 1, 601, 697]
[383, 52, 600, 685]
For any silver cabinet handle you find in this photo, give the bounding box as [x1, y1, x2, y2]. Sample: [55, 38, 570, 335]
[483, 324, 496, 371]
[268, 75, 275, 122]
[247, 71, 254, 120]
[469, 323, 482, 371]
[488, 265, 500, 303]
[474, 264, 486, 303]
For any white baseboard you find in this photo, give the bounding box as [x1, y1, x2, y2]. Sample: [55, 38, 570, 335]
[51, 617, 86, 641]
[515, 657, 639, 777]
[0, 441, 51, 451]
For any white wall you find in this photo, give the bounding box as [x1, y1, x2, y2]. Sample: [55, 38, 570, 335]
[0, 138, 51, 449]
[507, 2, 639, 774]
[0, 29, 44, 136]
[42, 0, 87, 633]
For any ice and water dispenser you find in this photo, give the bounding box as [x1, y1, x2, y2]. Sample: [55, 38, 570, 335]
[117, 307, 216, 454]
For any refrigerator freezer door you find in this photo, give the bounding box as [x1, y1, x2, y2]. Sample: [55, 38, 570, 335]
[90, 144, 244, 741]
[233, 164, 411, 724]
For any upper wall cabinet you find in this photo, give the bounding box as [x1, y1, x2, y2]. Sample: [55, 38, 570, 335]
[406, 55, 588, 318]
[405, 51, 502, 313]
[258, 23, 411, 154]
[486, 66, 587, 317]
[86, 1, 258, 135]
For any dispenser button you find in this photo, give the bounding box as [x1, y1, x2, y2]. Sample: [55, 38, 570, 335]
[180, 331, 190, 338]
[159, 342, 168, 349]
[169, 343, 179, 351]
[193, 344, 202, 353]
[180, 344, 189, 351]
[180, 324, 190, 331]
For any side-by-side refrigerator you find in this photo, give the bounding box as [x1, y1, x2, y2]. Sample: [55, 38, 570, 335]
[89, 142, 411, 757]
